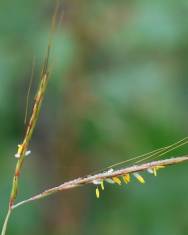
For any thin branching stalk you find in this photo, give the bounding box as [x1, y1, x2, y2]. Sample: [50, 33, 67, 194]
[1, 209, 11, 235]
[1, 47, 51, 235]
[12, 156, 188, 209]
[10, 47, 50, 203]
[1, 4, 59, 234]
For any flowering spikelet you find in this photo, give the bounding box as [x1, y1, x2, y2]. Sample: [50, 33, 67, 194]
[154, 165, 165, 176]
[15, 144, 24, 158]
[147, 165, 165, 176]
[93, 180, 104, 198]
[122, 174, 130, 184]
[112, 177, 121, 185]
[133, 173, 145, 184]
[105, 178, 115, 184]
[15, 145, 31, 158]
[93, 162, 167, 199]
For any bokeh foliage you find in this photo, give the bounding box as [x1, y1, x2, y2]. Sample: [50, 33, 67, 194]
[0, 0, 188, 235]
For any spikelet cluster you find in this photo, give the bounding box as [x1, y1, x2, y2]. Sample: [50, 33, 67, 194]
[93, 165, 165, 198]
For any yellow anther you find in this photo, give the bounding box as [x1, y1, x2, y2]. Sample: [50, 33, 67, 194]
[15, 144, 24, 158]
[100, 181, 104, 190]
[156, 165, 165, 170]
[153, 165, 165, 176]
[153, 167, 157, 176]
[96, 187, 100, 199]
[123, 174, 130, 184]
[112, 177, 122, 185]
[17, 144, 23, 155]
[133, 173, 145, 184]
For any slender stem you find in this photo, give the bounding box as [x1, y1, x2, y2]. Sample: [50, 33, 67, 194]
[1, 34, 51, 235]
[1, 5, 59, 235]
[1, 209, 11, 235]
[12, 156, 188, 210]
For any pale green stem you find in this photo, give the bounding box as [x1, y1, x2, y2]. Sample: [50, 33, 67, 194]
[1, 209, 11, 235]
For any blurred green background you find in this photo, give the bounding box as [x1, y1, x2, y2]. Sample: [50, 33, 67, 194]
[1, 0, 188, 234]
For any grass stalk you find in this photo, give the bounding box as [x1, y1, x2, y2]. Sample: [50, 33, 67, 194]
[12, 155, 188, 209]
[1, 41, 51, 235]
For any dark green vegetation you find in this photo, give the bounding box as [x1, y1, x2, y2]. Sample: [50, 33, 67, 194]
[0, 1, 188, 235]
